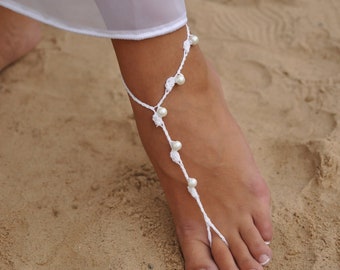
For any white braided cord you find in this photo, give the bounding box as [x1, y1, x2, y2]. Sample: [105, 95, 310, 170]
[122, 25, 228, 247]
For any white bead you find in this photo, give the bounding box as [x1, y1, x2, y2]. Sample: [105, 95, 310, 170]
[157, 107, 168, 117]
[175, 73, 185, 85]
[171, 141, 182, 151]
[188, 178, 198, 188]
[189, 35, 199, 45]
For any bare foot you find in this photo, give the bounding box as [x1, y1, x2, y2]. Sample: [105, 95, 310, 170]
[113, 27, 273, 270]
[0, 7, 41, 71]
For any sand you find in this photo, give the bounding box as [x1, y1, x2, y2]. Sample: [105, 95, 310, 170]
[0, 0, 339, 269]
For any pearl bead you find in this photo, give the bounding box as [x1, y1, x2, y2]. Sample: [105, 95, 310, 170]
[171, 141, 182, 151]
[190, 35, 199, 45]
[157, 107, 168, 117]
[175, 73, 185, 85]
[188, 178, 198, 188]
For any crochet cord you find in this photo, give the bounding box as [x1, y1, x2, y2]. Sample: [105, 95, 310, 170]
[122, 25, 228, 247]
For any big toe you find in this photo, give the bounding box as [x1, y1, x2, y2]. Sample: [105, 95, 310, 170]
[177, 224, 218, 270]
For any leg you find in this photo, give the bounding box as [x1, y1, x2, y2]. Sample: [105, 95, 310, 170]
[0, 6, 41, 71]
[112, 26, 273, 270]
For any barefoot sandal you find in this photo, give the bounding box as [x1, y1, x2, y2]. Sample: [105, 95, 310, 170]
[123, 25, 228, 247]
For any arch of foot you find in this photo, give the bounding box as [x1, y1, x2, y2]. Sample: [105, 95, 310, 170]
[124, 25, 228, 247]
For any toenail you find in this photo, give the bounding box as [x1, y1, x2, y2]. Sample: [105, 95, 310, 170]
[264, 241, 271, 245]
[259, 254, 271, 265]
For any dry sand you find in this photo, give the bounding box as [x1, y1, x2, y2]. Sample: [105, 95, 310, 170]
[1, 0, 340, 269]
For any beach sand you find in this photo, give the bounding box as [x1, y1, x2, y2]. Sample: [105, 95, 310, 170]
[0, 0, 339, 269]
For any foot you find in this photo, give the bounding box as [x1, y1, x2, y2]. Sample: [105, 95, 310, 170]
[0, 7, 41, 71]
[113, 27, 273, 270]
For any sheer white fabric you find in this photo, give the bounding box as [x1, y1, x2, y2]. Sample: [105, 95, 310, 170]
[0, 0, 187, 40]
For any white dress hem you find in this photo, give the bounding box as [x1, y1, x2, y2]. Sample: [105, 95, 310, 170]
[0, 1, 187, 40]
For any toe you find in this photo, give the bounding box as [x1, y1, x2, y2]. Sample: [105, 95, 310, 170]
[253, 209, 273, 244]
[228, 232, 264, 270]
[211, 236, 238, 270]
[177, 223, 218, 270]
[251, 185, 273, 243]
[240, 221, 272, 266]
[182, 238, 218, 270]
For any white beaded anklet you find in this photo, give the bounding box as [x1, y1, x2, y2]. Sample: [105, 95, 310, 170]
[123, 24, 228, 247]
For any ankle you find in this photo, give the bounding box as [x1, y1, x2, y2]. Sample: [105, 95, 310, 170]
[0, 8, 41, 70]
[113, 26, 208, 104]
